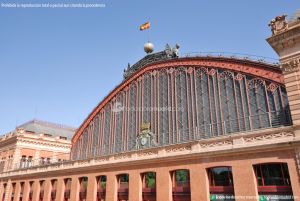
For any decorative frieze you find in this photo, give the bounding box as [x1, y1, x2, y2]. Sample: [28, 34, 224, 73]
[281, 58, 300, 73]
[114, 153, 132, 160]
[200, 140, 232, 148]
[137, 150, 158, 157]
[243, 132, 294, 143]
[165, 145, 192, 153]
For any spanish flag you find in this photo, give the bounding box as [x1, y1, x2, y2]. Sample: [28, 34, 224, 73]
[140, 22, 150, 31]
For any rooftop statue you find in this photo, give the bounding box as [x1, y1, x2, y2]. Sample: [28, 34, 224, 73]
[123, 43, 180, 79]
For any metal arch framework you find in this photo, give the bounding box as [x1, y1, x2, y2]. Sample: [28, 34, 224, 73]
[71, 57, 288, 160]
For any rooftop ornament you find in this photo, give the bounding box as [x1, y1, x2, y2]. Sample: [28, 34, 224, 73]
[269, 14, 288, 35]
[123, 43, 180, 79]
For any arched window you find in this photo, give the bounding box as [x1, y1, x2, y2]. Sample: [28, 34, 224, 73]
[79, 177, 88, 201]
[39, 180, 45, 201]
[207, 167, 235, 201]
[141, 172, 156, 201]
[171, 169, 191, 201]
[10, 183, 16, 201]
[28, 181, 34, 201]
[51, 179, 58, 201]
[19, 182, 25, 201]
[2, 183, 7, 201]
[117, 174, 129, 201]
[64, 178, 72, 201]
[96, 176, 106, 201]
[253, 163, 293, 201]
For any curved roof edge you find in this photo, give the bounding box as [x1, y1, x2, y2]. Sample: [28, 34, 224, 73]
[72, 56, 283, 144]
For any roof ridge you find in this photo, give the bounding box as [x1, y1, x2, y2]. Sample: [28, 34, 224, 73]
[17, 119, 77, 131]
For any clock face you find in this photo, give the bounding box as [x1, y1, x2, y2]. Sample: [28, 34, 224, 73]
[140, 137, 148, 146]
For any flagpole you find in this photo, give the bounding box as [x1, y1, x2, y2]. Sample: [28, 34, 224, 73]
[148, 17, 151, 42]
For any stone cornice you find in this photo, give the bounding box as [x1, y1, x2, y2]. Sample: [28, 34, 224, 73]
[1, 126, 298, 180]
[0, 136, 17, 149]
[267, 25, 300, 54]
[17, 136, 71, 148]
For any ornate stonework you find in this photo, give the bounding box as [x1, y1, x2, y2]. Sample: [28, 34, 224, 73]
[269, 15, 288, 35]
[165, 145, 192, 153]
[281, 58, 300, 73]
[243, 132, 294, 143]
[199, 140, 232, 148]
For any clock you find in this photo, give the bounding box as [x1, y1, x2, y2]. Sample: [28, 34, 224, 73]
[140, 137, 148, 146]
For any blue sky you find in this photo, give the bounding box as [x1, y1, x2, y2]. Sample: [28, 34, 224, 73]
[0, 0, 299, 134]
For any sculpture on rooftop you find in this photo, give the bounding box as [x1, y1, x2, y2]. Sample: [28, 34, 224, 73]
[123, 43, 180, 79]
[269, 14, 288, 35]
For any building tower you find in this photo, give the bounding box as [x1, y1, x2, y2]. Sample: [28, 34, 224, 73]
[267, 10, 300, 175]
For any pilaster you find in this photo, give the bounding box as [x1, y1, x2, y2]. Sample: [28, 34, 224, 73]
[70, 176, 80, 201]
[32, 180, 41, 201]
[86, 175, 97, 201]
[55, 178, 65, 201]
[22, 181, 30, 201]
[156, 168, 172, 201]
[128, 171, 142, 201]
[105, 173, 118, 201]
[190, 164, 210, 201]
[232, 163, 258, 201]
[43, 179, 52, 201]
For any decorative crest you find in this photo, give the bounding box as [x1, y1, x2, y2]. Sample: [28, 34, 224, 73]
[269, 14, 288, 35]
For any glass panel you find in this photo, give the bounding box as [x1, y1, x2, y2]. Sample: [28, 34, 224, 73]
[175, 170, 190, 187]
[262, 164, 285, 186]
[211, 167, 233, 186]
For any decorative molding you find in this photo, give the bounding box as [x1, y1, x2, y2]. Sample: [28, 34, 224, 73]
[94, 157, 109, 163]
[281, 58, 300, 73]
[269, 15, 288, 35]
[200, 140, 232, 148]
[113, 153, 132, 160]
[137, 150, 158, 157]
[243, 132, 294, 143]
[165, 145, 192, 153]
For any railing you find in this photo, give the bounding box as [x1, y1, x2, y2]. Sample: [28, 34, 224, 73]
[182, 51, 279, 66]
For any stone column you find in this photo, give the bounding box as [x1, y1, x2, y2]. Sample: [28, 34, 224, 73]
[70, 176, 80, 201]
[128, 170, 142, 201]
[86, 175, 97, 201]
[105, 173, 118, 201]
[22, 181, 30, 201]
[232, 163, 258, 201]
[190, 164, 210, 201]
[156, 167, 172, 201]
[43, 180, 52, 201]
[32, 180, 41, 201]
[13, 182, 21, 201]
[55, 178, 65, 201]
